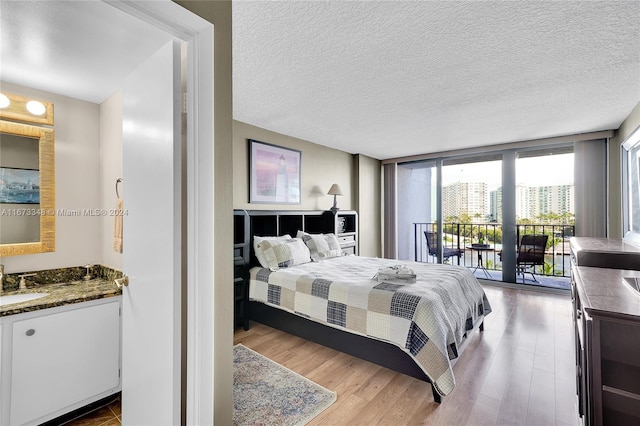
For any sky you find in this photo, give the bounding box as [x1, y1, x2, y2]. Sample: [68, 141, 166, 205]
[442, 153, 574, 191]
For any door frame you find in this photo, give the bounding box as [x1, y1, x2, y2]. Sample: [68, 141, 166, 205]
[104, 1, 215, 424]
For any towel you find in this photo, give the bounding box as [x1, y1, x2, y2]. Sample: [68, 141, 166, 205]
[113, 198, 123, 253]
[374, 264, 417, 284]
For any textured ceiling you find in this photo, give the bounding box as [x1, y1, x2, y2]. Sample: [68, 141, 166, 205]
[233, 1, 640, 160]
[1, 1, 638, 161]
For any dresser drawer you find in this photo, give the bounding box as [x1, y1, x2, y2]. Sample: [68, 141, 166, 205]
[338, 234, 356, 243]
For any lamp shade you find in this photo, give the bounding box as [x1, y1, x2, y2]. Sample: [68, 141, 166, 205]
[327, 183, 343, 196]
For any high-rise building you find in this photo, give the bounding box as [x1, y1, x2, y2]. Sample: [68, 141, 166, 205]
[489, 189, 501, 222]
[490, 184, 574, 221]
[530, 185, 574, 218]
[443, 182, 487, 221]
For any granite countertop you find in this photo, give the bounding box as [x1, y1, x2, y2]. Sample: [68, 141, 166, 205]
[570, 237, 640, 254]
[574, 266, 640, 321]
[0, 279, 121, 317]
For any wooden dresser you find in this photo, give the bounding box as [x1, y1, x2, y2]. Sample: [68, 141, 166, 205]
[570, 237, 640, 425]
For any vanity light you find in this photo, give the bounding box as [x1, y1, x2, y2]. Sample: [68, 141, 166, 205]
[26, 100, 46, 116]
[0, 93, 54, 125]
[0, 94, 9, 109]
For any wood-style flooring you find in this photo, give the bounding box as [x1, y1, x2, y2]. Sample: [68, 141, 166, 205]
[47, 394, 121, 426]
[73, 284, 579, 425]
[234, 284, 580, 425]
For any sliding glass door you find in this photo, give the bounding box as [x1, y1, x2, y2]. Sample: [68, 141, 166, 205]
[441, 155, 503, 279]
[393, 145, 574, 289]
[514, 147, 574, 286]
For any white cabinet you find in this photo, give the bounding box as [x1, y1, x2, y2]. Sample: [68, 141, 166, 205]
[1, 297, 121, 425]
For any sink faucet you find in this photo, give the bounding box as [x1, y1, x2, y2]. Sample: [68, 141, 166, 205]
[18, 273, 37, 290]
[0, 264, 4, 292]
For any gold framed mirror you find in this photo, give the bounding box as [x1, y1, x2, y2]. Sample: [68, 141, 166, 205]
[0, 120, 55, 256]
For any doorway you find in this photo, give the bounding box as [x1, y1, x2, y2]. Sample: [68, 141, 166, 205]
[110, 2, 216, 424]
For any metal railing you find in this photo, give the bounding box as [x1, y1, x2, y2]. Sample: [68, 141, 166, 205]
[414, 222, 575, 278]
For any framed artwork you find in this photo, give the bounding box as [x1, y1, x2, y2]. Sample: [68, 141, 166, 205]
[249, 139, 301, 204]
[0, 167, 40, 204]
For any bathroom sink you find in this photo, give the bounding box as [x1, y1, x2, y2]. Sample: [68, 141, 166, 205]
[0, 292, 49, 307]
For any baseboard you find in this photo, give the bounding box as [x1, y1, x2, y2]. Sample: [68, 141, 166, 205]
[478, 279, 570, 296]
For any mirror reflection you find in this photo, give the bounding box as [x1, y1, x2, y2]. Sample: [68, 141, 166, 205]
[0, 119, 55, 256]
[0, 132, 40, 243]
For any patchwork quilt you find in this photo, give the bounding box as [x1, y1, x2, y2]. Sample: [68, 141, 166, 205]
[249, 255, 492, 396]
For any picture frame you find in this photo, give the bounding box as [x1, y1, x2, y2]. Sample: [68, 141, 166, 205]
[249, 139, 301, 204]
[0, 167, 40, 204]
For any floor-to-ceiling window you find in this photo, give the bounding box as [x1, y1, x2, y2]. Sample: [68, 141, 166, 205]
[514, 147, 575, 287]
[442, 155, 503, 279]
[392, 145, 574, 290]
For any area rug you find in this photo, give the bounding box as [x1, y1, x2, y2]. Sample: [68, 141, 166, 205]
[233, 344, 337, 425]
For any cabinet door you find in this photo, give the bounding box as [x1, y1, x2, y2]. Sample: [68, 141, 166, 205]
[10, 300, 120, 425]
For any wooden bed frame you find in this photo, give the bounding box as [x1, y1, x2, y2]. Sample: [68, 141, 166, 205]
[237, 209, 485, 403]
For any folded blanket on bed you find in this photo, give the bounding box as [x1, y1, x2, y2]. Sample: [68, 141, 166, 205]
[374, 264, 417, 284]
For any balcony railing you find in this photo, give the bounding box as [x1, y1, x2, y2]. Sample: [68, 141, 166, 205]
[413, 222, 575, 279]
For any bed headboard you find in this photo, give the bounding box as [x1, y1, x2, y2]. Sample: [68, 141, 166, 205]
[233, 209, 358, 268]
[233, 209, 358, 329]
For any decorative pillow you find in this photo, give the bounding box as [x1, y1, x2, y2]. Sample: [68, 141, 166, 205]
[253, 235, 291, 268]
[256, 237, 311, 271]
[297, 231, 343, 261]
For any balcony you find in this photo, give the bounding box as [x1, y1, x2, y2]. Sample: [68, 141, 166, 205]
[413, 222, 574, 290]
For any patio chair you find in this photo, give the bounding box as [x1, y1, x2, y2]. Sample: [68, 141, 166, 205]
[424, 231, 463, 265]
[516, 234, 549, 283]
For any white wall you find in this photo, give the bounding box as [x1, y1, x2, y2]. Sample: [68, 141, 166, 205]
[1, 82, 102, 273]
[99, 90, 123, 270]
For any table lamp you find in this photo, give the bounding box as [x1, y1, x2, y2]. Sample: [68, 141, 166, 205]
[327, 184, 343, 213]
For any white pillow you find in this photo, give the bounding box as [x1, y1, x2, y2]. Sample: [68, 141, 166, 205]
[297, 231, 343, 261]
[253, 235, 291, 268]
[255, 237, 311, 271]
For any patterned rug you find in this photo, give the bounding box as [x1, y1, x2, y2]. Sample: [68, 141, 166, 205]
[233, 344, 337, 425]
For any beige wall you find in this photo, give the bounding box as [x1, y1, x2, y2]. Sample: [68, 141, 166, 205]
[233, 121, 383, 257]
[608, 101, 640, 238]
[234, 120, 355, 212]
[354, 154, 382, 257]
[1, 82, 102, 273]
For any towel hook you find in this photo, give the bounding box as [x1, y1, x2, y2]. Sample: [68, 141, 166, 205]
[116, 178, 123, 198]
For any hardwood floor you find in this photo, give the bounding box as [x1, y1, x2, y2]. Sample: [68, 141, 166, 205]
[234, 284, 581, 425]
[72, 284, 578, 425]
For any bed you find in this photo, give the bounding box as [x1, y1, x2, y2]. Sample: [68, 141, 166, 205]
[246, 229, 491, 402]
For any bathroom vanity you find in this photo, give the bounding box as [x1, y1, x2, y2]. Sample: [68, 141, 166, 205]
[0, 280, 121, 426]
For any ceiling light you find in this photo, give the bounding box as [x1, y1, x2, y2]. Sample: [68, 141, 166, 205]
[0, 94, 9, 109]
[26, 100, 46, 116]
